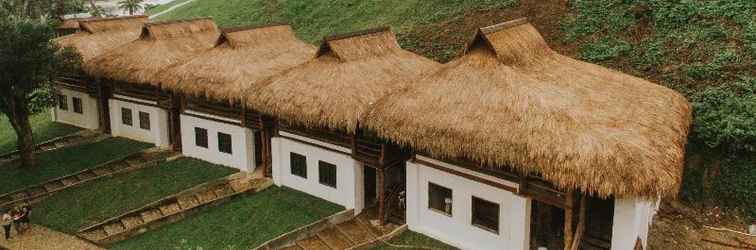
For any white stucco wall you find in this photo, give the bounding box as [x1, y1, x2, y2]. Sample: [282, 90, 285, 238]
[611, 198, 659, 250]
[52, 88, 100, 130]
[108, 95, 170, 147]
[271, 133, 364, 214]
[406, 155, 530, 250]
[180, 111, 255, 172]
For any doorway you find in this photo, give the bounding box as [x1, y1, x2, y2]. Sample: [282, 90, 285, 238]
[364, 166, 377, 207]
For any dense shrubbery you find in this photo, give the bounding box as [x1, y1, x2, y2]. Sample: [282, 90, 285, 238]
[564, 0, 755, 219]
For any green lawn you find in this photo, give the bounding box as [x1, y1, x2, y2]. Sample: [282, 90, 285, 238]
[111, 186, 344, 250]
[153, 0, 517, 43]
[145, 0, 193, 15]
[0, 137, 151, 194]
[0, 110, 81, 155]
[372, 231, 457, 250]
[31, 158, 238, 233]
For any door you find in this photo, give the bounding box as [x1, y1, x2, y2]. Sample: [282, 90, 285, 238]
[364, 166, 377, 207]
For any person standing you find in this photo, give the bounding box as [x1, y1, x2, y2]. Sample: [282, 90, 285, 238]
[2, 210, 11, 240]
[19, 205, 31, 231]
[12, 207, 23, 234]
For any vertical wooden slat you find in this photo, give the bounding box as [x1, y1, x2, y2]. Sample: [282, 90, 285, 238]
[378, 168, 386, 225]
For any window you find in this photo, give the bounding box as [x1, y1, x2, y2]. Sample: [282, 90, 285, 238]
[58, 94, 68, 111]
[72, 97, 83, 114]
[428, 182, 453, 216]
[139, 111, 150, 130]
[472, 196, 500, 234]
[195, 128, 208, 148]
[218, 132, 232, 154]
[290, 153, 307, 178]
[121, 108, 132, 126]
[318, 161, 337, 188]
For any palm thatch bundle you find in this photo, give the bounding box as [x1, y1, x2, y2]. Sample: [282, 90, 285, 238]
[157, 24, 316, 102]
[54, 16, 148, 62]
[363, 19, 692, 199]
[245, 27, 440, 133]
[84, 17, 221, 85]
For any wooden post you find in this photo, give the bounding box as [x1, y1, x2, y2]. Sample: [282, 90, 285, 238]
[563, 190, 574, 250]
[570, 194, 588, 250]
[378, 167, 386, 225]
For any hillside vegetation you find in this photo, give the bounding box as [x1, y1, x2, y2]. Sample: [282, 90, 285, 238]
[154, 0, 755, 220]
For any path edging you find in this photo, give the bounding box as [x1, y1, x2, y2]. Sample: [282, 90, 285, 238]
[253, 208, 356, 250]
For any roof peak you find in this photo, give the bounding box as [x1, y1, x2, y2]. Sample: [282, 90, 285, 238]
[220, 22, 289, 34]
[479, 17, 529, 35]
[466, 18, 554, 65]
[316, 27, 399, 60]
[141, 17, 219, 40]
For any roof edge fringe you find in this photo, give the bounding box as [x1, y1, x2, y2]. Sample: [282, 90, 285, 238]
[479, 17, 529, 35]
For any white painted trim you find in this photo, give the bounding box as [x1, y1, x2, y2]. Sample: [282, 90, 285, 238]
[278, 131, 352, 154]
[184, 109, 242, 124]
[416, 155, 519, 191]
[113, 94, 158, 105]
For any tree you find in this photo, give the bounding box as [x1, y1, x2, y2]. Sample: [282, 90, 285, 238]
[0, 0, 87, 19]
[118, 0, 143, 15]
[0, 16, 81, 167]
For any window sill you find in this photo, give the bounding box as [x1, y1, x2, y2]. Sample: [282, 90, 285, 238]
[471, 223, 499, 235]
[428, 207, 452, 217]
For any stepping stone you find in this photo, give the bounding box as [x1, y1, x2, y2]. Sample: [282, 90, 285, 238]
[196, 190, 217, 203]
[297, 236, 330, 250]
[92, 167, 114, 176]
[43, 181, 65, 191]
[177, 196, 200, 209]
[27, 186, 48, 196]
[60, 177, 80, 186]
[318, 226, 354, 249]
[336, 220, 376, 245]
[159, 203, 181, 216]
[39, 144, 55, 151]
[80, 228, 108, 241]
[10, 192, 28, 200]
[103, 222, 126, 236]
[229, 180, 250, 192]
[141, 209, 163, 223]
[108, 162, 130, 171]
[214, 185, 235, 197]
[121, 215, 144, 229]
[76, 171, 97, 180]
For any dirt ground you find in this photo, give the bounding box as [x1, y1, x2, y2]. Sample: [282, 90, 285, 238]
[649, 200, 755, 250]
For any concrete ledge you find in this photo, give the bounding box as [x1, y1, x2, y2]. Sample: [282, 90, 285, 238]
[347, 224, 408, 250]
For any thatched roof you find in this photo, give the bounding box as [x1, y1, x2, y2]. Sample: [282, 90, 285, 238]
[53, 16, 148, 62]
[245, 27, 440, 133]
[84, 18, 221, 85]
[157, 24, 316, 102]
[363, 19, 692, 199]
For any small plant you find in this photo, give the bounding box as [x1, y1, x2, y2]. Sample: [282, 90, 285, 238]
[579, 37, 632, 62]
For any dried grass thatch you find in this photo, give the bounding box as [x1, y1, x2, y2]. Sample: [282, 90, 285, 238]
[157, 24, 316, 102]
[245, 27, 440, 133]
[84, 17, 221, 85]
[53, 16, 148, 62]
[363, 19, 692, 199]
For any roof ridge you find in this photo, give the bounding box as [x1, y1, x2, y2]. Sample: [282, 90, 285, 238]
[479, 17, 529, 35]
[145, 17, 213, 27]
[323, 26, 390, 43]
[80, 15, 148, 25]
[221, 22, 289, 33]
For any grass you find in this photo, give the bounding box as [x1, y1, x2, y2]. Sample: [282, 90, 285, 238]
[372, 231, 457, 250]
[31, 158, 238, 233]
[145, 0, 193, 16]
[111, 186, 344, 250]
[0, 110, 81, 155]
[0, 137, 151, 194]
[153, 0, 517, 43]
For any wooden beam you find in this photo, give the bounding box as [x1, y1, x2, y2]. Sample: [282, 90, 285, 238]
[378, 168, 386, 225]
[570, 194, 588, 250]
[564, 191, 575, 250]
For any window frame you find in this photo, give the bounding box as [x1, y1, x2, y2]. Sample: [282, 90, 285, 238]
[471, 196, 500, 234]
[217, 132, 232, 154]
[428, 182, 453, 217]
[58, 94, 68, 111]
[138, 111, 151, 130]
[72, 97, 83, 114]
[121, 107, 133, 126]
[195, 127, 208, 148]
[290, 152, 307, 179]
[318, 161, 337, 188]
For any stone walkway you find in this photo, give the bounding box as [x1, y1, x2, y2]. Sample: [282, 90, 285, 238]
[0, 224, 102, 250]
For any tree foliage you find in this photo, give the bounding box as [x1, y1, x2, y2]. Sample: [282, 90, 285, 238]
[118, 0, 144, 15]
[691, 77, 756, 152]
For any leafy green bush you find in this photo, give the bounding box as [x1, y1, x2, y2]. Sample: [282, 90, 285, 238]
[714, 156, 756, 219]
[691, 77, 756, 152]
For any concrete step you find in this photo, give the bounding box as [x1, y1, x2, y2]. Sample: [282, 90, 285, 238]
[335, 219, 375, 245]
[140, 208, 164, 223]
[120, 215, 145, 229]
[317, 226, 353, 249]
[297, 236, 331, 250]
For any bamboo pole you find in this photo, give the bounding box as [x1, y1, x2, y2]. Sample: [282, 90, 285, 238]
[570, 194, 588, 250]
[563, 190, 574, 250]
